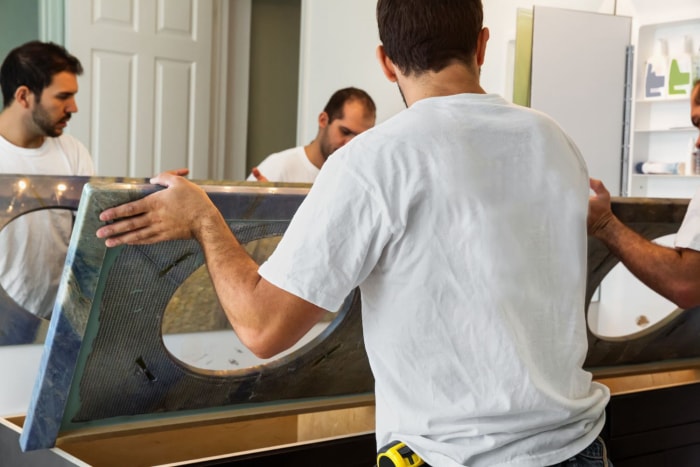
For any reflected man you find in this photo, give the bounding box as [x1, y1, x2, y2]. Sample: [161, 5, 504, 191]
[0, 41, 94, 317]
[247, 87, 376, 183]
[588, 78, 700, 309]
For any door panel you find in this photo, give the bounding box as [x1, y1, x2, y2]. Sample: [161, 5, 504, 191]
[92, 51, 133, 176]
[529, 7, 631, 196]
[154, 59, 193, 173]
[66, 0, 213, 178]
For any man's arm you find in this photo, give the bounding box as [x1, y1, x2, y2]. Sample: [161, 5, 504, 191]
[588, 178, 700, 309]
[96, 170, 327, 358]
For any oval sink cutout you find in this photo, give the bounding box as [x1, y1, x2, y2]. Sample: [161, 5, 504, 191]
[162, 235, 336, 371]
[587, 233, 682, 341]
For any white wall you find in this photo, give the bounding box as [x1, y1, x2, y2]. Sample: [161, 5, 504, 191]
[616, 0, 700, 26]
[296, 0, 700, 122]
[297, 0, 402, 144]
[0, 345, 43, 416]
[297, 0, 618, 144]
[481, 0, 616, 100]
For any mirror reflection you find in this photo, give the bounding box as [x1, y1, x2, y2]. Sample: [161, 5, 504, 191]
[162, 236, 335, 371]
[0, 209, 73, 320]
[2, 1, 694, 354]
[587, 234, 682, 341]
[0, 174, 85, 346]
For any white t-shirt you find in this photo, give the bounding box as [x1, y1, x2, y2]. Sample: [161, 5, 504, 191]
[247, 146, 319, 183]
[675, 187, 700, 251]
[260, 94, 609, 466]
[0, 134, 94, 318]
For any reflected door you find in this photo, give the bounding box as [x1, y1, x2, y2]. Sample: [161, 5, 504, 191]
[516, 7, 632, 196]
[65, 0, 214, 178]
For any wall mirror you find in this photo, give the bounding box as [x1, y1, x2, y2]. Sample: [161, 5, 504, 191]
[2, 1, 699, 384]
[0, 175, 86, 345]
[0, 0, 303, 348]
[0, 175, 337, 376]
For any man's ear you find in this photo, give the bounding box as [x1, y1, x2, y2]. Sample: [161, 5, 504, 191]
[476, 27, 490, 68]
[318, 110, 329, 129]
[376, 45, 398, 83]
[13, 86, 34, 109]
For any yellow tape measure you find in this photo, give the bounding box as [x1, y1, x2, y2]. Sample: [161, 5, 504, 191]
[376, 440, 425, 467]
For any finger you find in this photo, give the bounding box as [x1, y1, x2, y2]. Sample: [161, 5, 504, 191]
[99, 198, 150, 222]
[96, 211, 153, 239]
[103, 226, 161, 247]
[162, 168, 189, 177]
[173, 168, 190, 176]
[150, 171, 184, 187]
[589, 178, 609, 198]
[252, 167, 269, 182]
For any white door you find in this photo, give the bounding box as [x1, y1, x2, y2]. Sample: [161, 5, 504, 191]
[65, 0, 214, 178]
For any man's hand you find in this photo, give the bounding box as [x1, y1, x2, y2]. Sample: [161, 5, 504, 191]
[587, 178, 615, 236]
[96, 169, 220, 247]
[251, 167, 269, 182]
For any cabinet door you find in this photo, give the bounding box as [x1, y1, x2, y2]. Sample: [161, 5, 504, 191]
[528, 7, 632, 196]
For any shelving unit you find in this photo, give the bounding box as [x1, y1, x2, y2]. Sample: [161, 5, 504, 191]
[629, 18, 700, 198]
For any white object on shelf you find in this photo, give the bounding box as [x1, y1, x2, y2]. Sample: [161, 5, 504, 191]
[635, 161, 685, 175]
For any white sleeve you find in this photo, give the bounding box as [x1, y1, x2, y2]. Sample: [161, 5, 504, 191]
[75, 138, 95, 176]
[59, 134, 94, 175]
[675, 187, 700, 251]
[258, 154, 393, 312]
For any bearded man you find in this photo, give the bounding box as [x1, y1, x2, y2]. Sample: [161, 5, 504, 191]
[0, 41, 94, 318]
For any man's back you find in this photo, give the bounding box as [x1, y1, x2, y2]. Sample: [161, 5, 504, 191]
[261, 93, 609, 466]
[92, 1, 612, 463]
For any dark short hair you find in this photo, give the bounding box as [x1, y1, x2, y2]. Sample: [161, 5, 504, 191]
[377, 0, 483, 77]
[0, 41, 83, 108]
[324, 87, 376, 123]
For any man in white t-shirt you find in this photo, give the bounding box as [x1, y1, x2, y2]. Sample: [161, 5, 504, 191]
[97, 1, 611, 465]
[0, 41, 94, 318]
[247, 87, 376, 183]
[588, 78, 700, 309]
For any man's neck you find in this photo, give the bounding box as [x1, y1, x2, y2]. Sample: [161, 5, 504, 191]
[303, 140, 323, 170]
[399, 63, 486, 107]
[0, 110, 45, 148]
